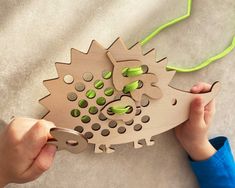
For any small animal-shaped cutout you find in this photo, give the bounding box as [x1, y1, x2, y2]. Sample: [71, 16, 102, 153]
[106, 51, 162, 101]
[101, 96, 136, 122]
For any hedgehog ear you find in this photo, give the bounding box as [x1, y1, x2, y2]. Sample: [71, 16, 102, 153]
[106, 51, 117, 65]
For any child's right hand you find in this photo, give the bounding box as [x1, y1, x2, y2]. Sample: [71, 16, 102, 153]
[0, 118, 57, 187]
[175, 82, 217, 161]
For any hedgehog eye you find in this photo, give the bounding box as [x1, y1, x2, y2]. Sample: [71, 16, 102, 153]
[172, 98, 177, 106]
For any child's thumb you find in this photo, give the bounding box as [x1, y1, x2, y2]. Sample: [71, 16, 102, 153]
[189, 97, 204, 124]
[23, 144, 56, 180]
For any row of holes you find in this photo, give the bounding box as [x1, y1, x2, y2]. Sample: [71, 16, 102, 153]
[75, 114, 150, 139]
[67, 89, 114, 102]
[75, 121, 148, 139]
[64, 70, 112, 85]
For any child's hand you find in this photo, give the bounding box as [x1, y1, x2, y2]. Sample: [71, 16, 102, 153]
[175, 83, 217, 161]
[0, 118, 57, 187]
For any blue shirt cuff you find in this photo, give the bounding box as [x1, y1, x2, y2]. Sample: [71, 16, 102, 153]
[189, 136, 235, 188]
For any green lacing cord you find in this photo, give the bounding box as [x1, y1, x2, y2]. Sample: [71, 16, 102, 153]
[86, 89, 96, 99]
[111, 67, 143, 114]
[111, 106, 130, 115]
[122, 67, 144, 77]
[140, 0, 235, 72]
[111, 0, 235, 114]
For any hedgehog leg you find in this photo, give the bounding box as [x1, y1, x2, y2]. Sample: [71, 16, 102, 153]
[145, 137, 155, 146]
[133, 140, 143, 149]
[94, 144, 103, 153]
[105, 144, 115, 154]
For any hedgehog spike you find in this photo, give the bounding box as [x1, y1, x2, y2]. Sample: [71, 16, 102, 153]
[71, 48, 86, 64]
[39, 94, 51, 109]
[88, 40, 106, 54]
[106, 145, 115, 153]
[145, 137, 155, 146]
[108, 37, 128, 52]
[43, 78, 59, 93]
[55, 62, 70, 75]
[144, 49, 156, 64]
[129, 42, 143, 54]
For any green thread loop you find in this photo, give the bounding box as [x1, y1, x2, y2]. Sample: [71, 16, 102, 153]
[140, 0, 235, 72]
[96, 97, 106, 106]
[104, 87, 114, 96]
[123, 80, 139, 93]
[86, 89, 96, 99]
[122, 67, 143, 77]
[111, 106, 130, 115]
[94, 80, 104, 89]
[111, 67, 143, 114]
[103, 71, 112, 79]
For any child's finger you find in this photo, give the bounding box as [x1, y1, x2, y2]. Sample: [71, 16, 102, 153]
[190, 82, 212, 93]
[23, 144, 56, 180]
[189, 97, 204, 124]
[204, 99, 215, 125]
[22, 120, 55, 158]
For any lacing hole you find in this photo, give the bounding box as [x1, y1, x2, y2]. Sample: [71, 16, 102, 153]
[63, 75, 74, 84]
[81, 115, 91, 123]
[67, 92, 77, 101]
[138, 80, 143, 89]
[94, 80, 104, 89]
[71, 109, 80, 117]
[107, 107, 115, 115]
[126, 106, 133, 114]
[141, 96, 149, 107]
[135, 108, 141, 116]
[98, 113, 107, 121]
[96, 97, 106, 106]
[118, 127, 126, 134]
[101, 129, 110, 136]
[141, 115, 150, 123]
[75, 82, 85, 92]
[74, 126, 83, 133]
[89, 106, 98, 115]
[78, 99, 88, 108]
[83, 72, 93, 82]
[102, 70, 112, 79]
[108, 120, 117, 128]
[104, 87, 114, 96]
[125, 119, 134, 126]
[84, 132, 93, 139]
[134, 124, 142, 131]
[92, 123, 101, 131]
[86, 89, 96, 99]
[141, 65, 149, 73]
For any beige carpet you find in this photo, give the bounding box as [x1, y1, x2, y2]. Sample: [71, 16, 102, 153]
[1, 0, 235, 187]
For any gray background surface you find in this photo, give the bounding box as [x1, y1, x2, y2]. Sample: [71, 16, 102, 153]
[0, 0, 235, 187]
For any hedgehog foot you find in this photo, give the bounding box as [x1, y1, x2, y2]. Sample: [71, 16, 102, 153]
[145, 137, 155, 146]
[133, 140, 143, 149]
[105, 145, 115, 154]
[95, 144, 103, 153]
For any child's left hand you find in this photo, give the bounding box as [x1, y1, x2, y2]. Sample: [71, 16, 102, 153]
[0, 118, 57, 187]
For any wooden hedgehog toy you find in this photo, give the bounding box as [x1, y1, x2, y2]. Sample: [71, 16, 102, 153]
[40, 38, 220, 154]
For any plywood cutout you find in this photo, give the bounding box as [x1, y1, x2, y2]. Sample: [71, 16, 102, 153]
[40, 38, 221, 154]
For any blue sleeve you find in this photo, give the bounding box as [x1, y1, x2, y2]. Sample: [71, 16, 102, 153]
[190, 137, 235, 188]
